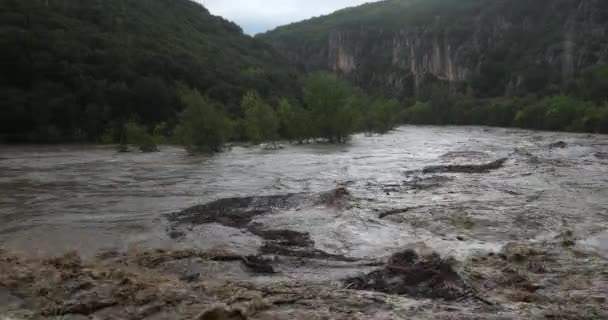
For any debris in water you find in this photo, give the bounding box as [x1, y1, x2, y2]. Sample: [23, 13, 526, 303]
[344, 249, 471, 301]
[548, 141, 568, 149]
[422, 158, 507, 174]
[198, 305, 247, 320]
[595, 152, 608, 159]
[168, 194, 304, 229]
[241, 255, 276, 274]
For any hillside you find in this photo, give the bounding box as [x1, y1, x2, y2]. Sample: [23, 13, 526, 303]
[0, 0, 298, 142]
[259, 0, 608, 99]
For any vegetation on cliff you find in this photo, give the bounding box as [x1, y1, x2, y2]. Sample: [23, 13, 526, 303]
[259, 0, 608, 100]
[260, 0, 608, 133]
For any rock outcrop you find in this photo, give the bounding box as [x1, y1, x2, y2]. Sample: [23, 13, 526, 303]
[259, 0, 608, 98]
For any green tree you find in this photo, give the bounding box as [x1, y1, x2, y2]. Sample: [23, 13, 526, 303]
[124, 122, 158, 152]
[241, 91, 279, 145]
[362, 98, 401, 134]
[174, 89, 230, 153]
[277, 98, 312, 143]
[303, 73, 358, 143]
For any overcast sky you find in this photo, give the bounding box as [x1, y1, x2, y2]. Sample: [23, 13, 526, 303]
[198, 0, 382, 35]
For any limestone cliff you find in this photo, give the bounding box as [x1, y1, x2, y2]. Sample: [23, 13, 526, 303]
[258, 0, 608, 98]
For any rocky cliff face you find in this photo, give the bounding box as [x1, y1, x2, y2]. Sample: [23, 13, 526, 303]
[259, 0, 608, 98]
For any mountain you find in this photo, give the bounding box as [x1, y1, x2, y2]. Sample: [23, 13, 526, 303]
[258, 0, 608, 99]
[0, 0, 298, 142]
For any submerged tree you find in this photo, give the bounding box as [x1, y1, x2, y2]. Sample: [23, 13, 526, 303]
[303, 73, 359, 143]
[174, 88, 231, 153]
[241, 91, 279, 145]
[362, 98, 401, 135]
[124, 122, 159, 152]
[277, 98, 312, 143]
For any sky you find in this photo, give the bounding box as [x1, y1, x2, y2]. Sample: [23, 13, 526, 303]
[198, 0, 382, 35]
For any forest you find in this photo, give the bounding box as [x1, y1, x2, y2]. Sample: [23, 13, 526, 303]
[1, 0, 607, 151]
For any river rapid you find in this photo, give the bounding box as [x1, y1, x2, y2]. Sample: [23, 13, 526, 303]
[2, 125, 608, 319]
[1, 126, 607, 260]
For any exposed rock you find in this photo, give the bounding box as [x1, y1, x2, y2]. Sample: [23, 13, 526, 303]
[168, 188, 346, 231]
[166, 189, 362, 269]
[317, 187, 351, 207]
[595, 152, 608, 159]
[548, 141, 568, 149]
[422, 158, 507, 174]
[167, 194, 305, 229]
[241, 255, 276, 274]
[344, 249, 470, 300]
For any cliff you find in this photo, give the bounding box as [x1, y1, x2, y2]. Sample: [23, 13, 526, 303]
[258, 0, 608, 98]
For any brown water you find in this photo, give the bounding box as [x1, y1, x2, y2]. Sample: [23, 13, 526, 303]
[1, 126, 607, 261]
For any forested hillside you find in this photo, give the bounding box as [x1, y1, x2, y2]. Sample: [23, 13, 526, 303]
[0, 0, 299, 142]
[259, 0, 608, 99]
[259, 0, 608, 133]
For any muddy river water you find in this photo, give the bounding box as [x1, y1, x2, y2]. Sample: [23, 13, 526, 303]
[2, 125, 608, 319]
[1, 126, 607, 260]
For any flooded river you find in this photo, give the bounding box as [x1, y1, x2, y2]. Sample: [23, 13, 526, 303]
[2, 126, 608, 319]
[1, 126, 607, 261]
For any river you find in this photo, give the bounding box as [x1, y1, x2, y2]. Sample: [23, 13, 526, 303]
[1, 125, 607, 261]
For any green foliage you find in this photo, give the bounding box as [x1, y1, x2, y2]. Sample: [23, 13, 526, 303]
[174, 89, 231, 153]
[303, 73, 360, 143]
[404, 93, 608, 133]
[277, 98, 312, 143]
[568, 65, 608, 103]
[361, 98, 401, 135]
[0, 0, 297, 143]
[124, 122, 158, 152]
[241, 91, 279, 144]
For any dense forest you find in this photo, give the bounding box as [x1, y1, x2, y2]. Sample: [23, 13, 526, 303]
[0, 0, 401, 147]
[1, 0, 607, 148]
[0, 0, 301, 143]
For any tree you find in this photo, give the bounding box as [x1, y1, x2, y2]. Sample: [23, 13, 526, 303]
[124, 122, 158, 152]
[277, 98, 311, 143]
[174, 89, 230, 153]
[362, 98, 401, 135]
[241, 91, 279, 145]
[303, 73, 358, 143]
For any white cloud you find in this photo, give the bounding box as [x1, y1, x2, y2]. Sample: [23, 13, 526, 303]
[198, 0, 381, 34]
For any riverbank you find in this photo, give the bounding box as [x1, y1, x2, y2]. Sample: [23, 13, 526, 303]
[1, 233, 607, 319]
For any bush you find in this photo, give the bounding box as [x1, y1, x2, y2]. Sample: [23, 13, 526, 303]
[241, 91, 279, 144]
[277, 98, 312, 143]
[303, 73, 359, 143]
[124, 122, 158, 152]
[361, 98, 401, 134]
[174, 89, 231, 153]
